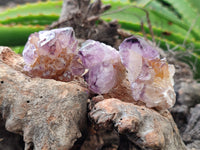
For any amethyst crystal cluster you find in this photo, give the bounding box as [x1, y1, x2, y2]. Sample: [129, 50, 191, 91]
[23, 27, 84, 81]
[23, 27, 175, 110]
[119, 37, 175, 109]
[79, 40, 121, 94]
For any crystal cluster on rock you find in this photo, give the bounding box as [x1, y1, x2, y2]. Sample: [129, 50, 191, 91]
[119, 36, 176, 109]
[79, 40, 121, 94]
[23, 27, 176, 110]
[23, 27, 84, 81]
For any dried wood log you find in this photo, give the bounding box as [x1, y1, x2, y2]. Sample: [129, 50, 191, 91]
[0, 47, 89, 150]
[178, 82, 200, 107]
[182, 104, 200, 149]
[0, 47, 188, 149]
[89, 98, 187, 150]
[0, 116, 24, 150]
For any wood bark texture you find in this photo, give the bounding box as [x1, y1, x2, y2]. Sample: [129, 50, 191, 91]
[49, 0, 119, 47]
[89, 98, 187, 150]
[0, 48, 191, 149]
[0, 47, 89, 150]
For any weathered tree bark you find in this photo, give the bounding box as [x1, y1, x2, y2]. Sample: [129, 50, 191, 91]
[0, 47, 188, 150]
[0, 116, 24, 150]
[162, 50, 200, 149]
[0, 47, 89, 150]
[50, 0, 120, 47]
[182, 104, 200, 149]
[89, 98, 187, 150]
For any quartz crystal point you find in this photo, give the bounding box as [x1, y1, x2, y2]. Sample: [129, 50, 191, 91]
[23, 27, 84, 81]
[79, 40, 121, 94]
[119, 36, 176, 109]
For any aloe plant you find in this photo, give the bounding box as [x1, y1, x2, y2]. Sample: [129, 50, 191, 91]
[0, 0, 199, 78]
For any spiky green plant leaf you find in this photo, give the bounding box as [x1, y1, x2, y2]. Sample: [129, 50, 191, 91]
[0, 14, 59, 25]
[0, 24, 44, 46]
[0, 1, 61, 20]
[163, 0, 200, 33]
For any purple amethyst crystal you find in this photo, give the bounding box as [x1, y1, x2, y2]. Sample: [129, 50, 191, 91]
[119, 36, 160, 60]
[119, 36, 175, 109]
[23, 28, 176, 110]
[79, 40, 121, 94]
[23, 27, 84, 81]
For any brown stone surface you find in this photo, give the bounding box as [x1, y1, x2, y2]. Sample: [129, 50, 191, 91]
[0, 47, 190, 150]
[0, 46, 24, 72]
[0, 116, 24, 150]
[80, 129, 119, 150]
[90, 98, 187, 150]
[178, 82, 200, 107]
[182, 104, 200, 149]
[0, 47, 89, 150]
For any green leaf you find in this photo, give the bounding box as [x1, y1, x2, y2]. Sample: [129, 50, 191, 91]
[131, 0, 153, 7]
[101, 1, 197, 39]
[0, 24, 45, 46]
[0, 14, 59, 25]
[11, 46, 24, 54]
[0, 1, 62, 20]
[163, 0, 200, 33]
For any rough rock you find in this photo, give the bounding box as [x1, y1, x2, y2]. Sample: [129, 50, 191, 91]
[0, 47, 89, 150]
[90, 98, 187, 150]
[183, 104, 200, 149]
[0, 116, 24, 150]
[0, 47, 190, 150]
[178, 82, 200, 107]
[0, 46, 24, 72]
[170, 105, 189, 134]
[81, 129, 119, 150]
